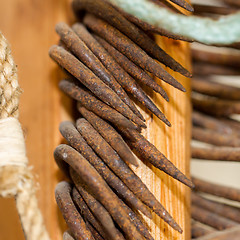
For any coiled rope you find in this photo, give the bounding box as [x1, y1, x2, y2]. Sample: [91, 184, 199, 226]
[0, 32, 50, 240]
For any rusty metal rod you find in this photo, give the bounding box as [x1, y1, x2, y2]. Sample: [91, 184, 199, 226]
[192, 177, 240, 202]
[76, 118, 182, 233]
[70, 172, 124, 240]
[72, 0, 191, 77]
[59, 121, 151, 218]
[83, 13, 187, 91]
[191, 204, 238, 230]
[54, 144, 144, 240]
[192, 126, 240, 147]
[59, 79, 139, 130]
[192, 146, 240, 162]
[55, 22, 143, 121]
[49, 45, 145, 128]
[55, 181, 94, 240]
[192, 78, 240, 101]
[192, 192, 240, 223]
[72, 23, 169, 101]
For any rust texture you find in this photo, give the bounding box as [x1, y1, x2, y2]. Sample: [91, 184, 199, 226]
[119, 198, 154, 240]
[76, 118, 182, 233]
[193, 4, 236, 16]
[59, 121, 151, 218]
[78, 105, 138, 167]
[192, 48, 240, 69]
[93, 34, 171, 126]
[192, 177, 240, 202]
[72, 187, 110, 239]
[94, 35, 169, 102]
[49, 45, 145, 128]
[191, 204, 238, 230]
[192, 111, 232, 134]
[72, 23, 169, 101]
[85, 221, 105, 240]
[192, 126, 240, 147]
[192, 94, 240, 117]
[192, 146, 240, 162]
[192, 192, 240, 223]
[117, 126, 193, 188]
[70, 172, 125, 240]
[192, 78, 240, 100]
[72, 0, 191, 77]
[56, 22, 142, 121]
[193, 62, 240, 76]
[83, 14, 186, 92]
[54, 144, 145, 240]
[59, 79, 138, 130]
[55, 181, 94, 240]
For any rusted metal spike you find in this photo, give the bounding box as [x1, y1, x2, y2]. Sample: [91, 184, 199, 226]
[192, 111, 232, 134]
[192, 48, 240, 69]
[119, 198, 154, 240]
[191, 204, 238, 230]
[54, 144, 144, 240]
[193, 3, 236, 16]
[49, 45, 145, 128]
[166, 0, 194, 12]
[191, 222, 215, 238]
[118, 126, 194, 188]
[55, 22, 143, 122]
[76, 118, 182, 233]
[72, 187, 110, 240]
[192, 146, 240, 162]
[192, 93, 240, 117]
[59, 79, 139, 130]
[72, 0, 191, 77]
[70, 173, 124, 240]
[93, 34, 169, 102]
[193, 61, 240, 76]
[85, 221, 105, 240]
[55, 181, 94, 240]
[192, 78, 240, 101]
[83, 14, 186, 92]
[192, 192, 240, 223]
[192, 177, 240, 202]
[77, 106, 138, 167]
[72, 23, 169, 102]
[94, 35, 171, 126]
[192, 126, 240, 147]
[59, 121, 152, 218]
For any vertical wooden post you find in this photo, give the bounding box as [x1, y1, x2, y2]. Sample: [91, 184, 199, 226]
[0, 1, 191, 239]
[133, 36, 191, 239]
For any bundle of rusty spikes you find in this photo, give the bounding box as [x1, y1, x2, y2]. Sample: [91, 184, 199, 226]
[190, 2, 240, 239]
[50, 0, 194, 239]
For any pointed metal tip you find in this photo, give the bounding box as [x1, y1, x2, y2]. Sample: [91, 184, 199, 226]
[165, 119, 172, 127]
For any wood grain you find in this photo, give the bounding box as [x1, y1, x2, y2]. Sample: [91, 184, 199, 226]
[0, 1, 191, 239]
[132, 36, 191, 240]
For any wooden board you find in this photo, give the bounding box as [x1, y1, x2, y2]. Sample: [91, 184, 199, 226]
[0, 1, 191, 239]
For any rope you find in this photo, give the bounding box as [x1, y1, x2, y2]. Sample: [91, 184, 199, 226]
[0, 32, 50, 240]
[107, 0, 240, 45]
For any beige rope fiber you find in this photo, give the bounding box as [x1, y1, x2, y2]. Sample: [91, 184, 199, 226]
[0, 32, 50, 240]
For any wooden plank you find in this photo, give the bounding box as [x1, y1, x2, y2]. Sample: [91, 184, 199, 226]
[0, 1, 191, 239]
[132, 36, 191, 239]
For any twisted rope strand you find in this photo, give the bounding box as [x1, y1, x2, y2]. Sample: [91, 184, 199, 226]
[108, 0, 240, 44]
[0, 32, 50, 240]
